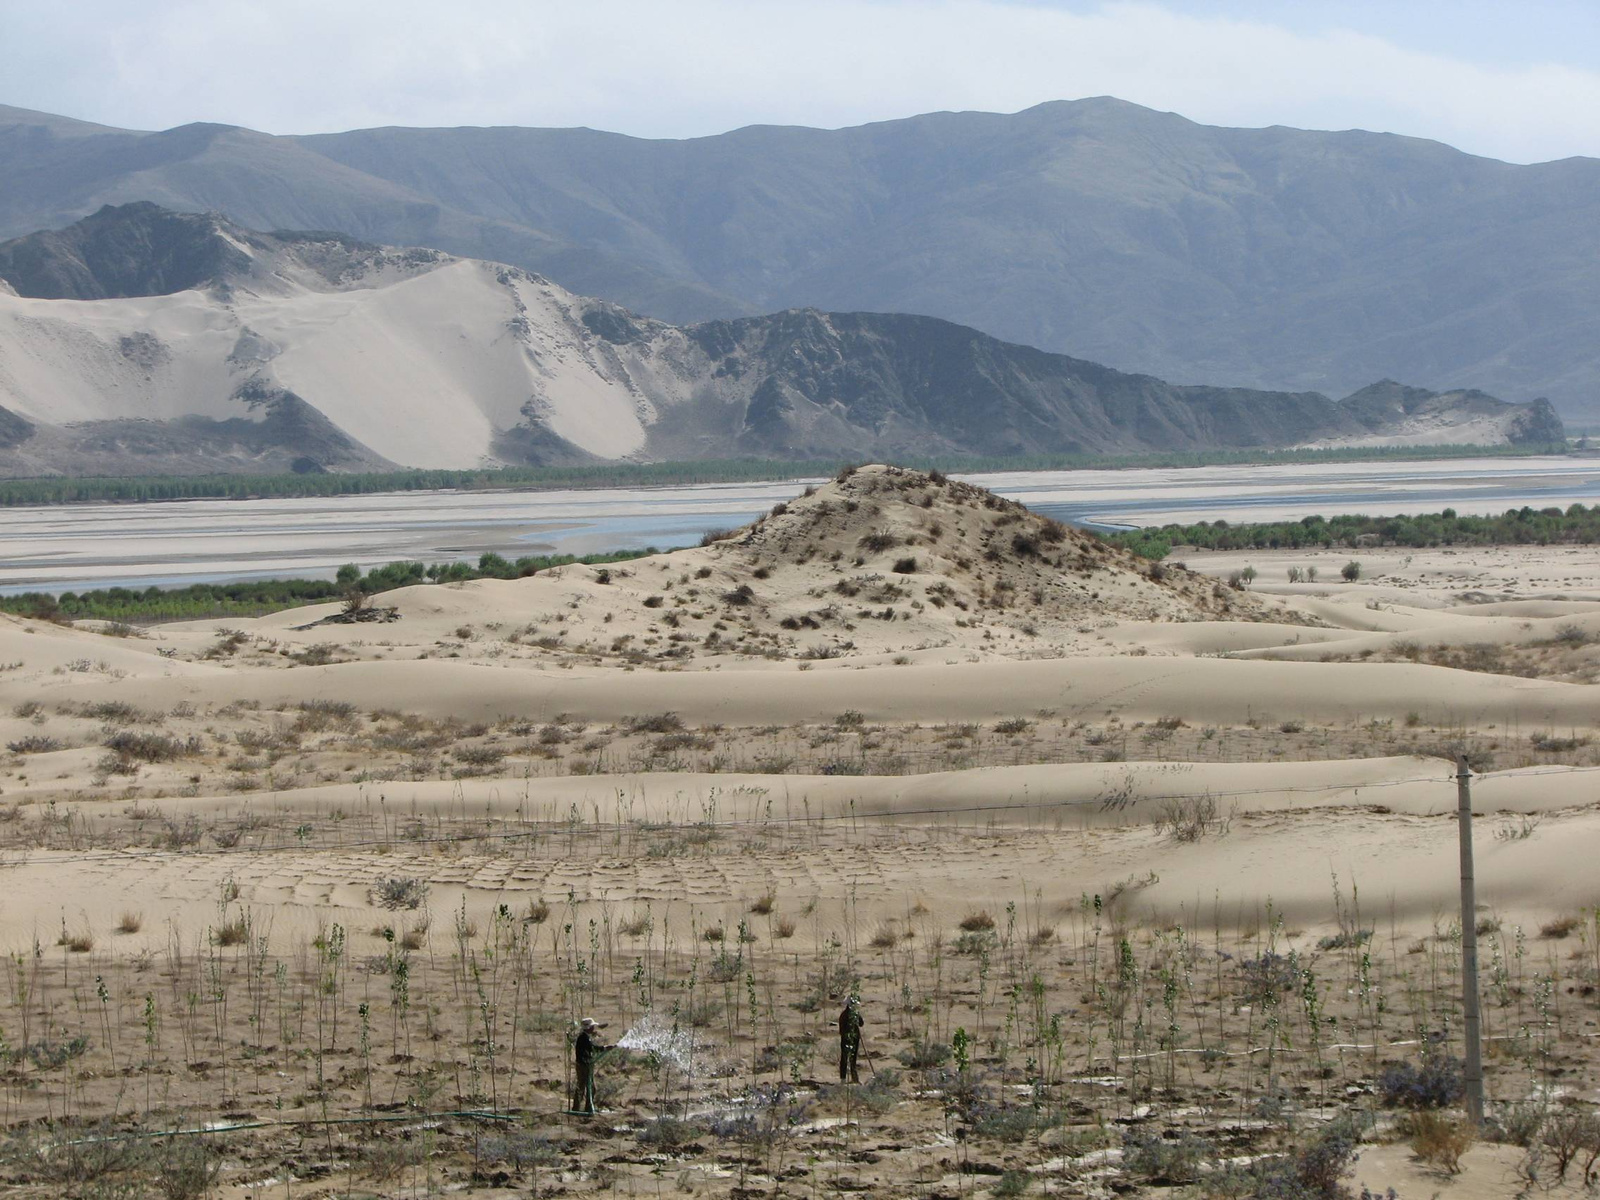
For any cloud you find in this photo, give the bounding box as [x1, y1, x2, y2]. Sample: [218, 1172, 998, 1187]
[3, 0, 1597, 162]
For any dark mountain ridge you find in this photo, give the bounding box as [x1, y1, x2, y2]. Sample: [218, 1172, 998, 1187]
[2, 98, 1596, 415]
[0, 204, 1564, 477]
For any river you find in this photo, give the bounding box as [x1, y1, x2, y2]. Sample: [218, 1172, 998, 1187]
[2, 455, 1597, 594]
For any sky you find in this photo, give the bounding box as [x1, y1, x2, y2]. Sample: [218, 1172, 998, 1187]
[2, 0, 1598, 163]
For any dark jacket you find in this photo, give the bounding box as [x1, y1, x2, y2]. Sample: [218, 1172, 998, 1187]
[839, 1006, 864, 1046]
[577, 1029, 601, 1067]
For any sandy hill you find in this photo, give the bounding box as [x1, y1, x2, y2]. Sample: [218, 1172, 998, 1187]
[4, 98, 1598, 416]
[498, 463, 1275, 666]
[0, 205, 1561, 475]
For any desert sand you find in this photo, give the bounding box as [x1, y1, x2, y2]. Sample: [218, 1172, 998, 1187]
[0, 464, 1595, 1197]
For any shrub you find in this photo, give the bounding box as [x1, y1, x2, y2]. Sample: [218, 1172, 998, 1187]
[970, 1104, 1060, 1143]
[897, 1039, 951, 1070]
[84, 700, 159, 724]
[104, 731, 188, 763]
[6, 735, 61, 754]
[636, 1116, 697, 1148]
[1378, 1051, 1464, 1109]
[1342, 560, 1362, 582]
[156, 1136, 220, 1200]
[1153, 793, 1227, 842]
[1405, 1110, 1473, 1175]
[699, 528, 739, 547]
[1208, 1116, 1371, 1199]
[1540, 1109, 1600, 1182]
[993, 1169, 1030, 1196]
[371, 877, 430, 910]
[1541, 914, 1580, 939]
[859, 531, 897, 553]
[1317, 928, 1373, 951]
[1122, 1130, 1211, 1185]
[892, 556, 918, 574]
[627, 712, 684, 733]
[959, 909, 996, 932]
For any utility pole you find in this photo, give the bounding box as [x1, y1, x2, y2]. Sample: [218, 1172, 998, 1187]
[1456, 753, 1485, 1124]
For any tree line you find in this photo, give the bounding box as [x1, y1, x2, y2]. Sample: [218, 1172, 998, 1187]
[1108, 503, 1600, 560]
[0, 549, 654, 623]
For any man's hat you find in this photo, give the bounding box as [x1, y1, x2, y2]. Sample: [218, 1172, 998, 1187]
[580, 1017, 605, 1030]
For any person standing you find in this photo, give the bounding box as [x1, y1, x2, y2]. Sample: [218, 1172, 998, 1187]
[838, 996, 864, 1083]
[573, 1016, 607, 1113]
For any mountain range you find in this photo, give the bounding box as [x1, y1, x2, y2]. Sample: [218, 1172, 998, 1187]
[2, 98, 1596, 417]
[0, 203, 1561, 476]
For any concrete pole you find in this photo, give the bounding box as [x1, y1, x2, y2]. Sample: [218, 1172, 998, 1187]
[1456, 753, 1485, 1124]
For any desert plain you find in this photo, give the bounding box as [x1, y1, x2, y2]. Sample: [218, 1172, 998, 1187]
[0, 464, 1596, 1197]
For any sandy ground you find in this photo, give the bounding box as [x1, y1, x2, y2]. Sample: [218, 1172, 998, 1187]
[0, 466, 1596, 1196]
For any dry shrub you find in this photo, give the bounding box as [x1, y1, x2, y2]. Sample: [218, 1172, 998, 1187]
[619, 912, 650, 937]
[526, 898, 551, 924]
[103, 730, 188, 763]
[868, 924, 899, 950]
[117, 911, 143, 934]
[749, 891, 776, 915]
[1541, 1109, 1600, 1183]
[401, 919, 429, 951]
[627, 712, 684, 734]
[214, 917, 249, 947]
[66, 932, 94, 953]
[959, 909, 996, 932]
[1406, 1111, 1473, 1175]
[703, 925, 726, 943]
[773, 916, 797, 939]
[1152, 793, 1228, 842]
[371, 877, 430, 911]
[1541, 914, 1581, 939]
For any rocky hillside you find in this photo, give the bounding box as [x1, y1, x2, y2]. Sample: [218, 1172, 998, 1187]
[348, 464, 1286, 669]
[3, 99, 1596, 415]
[0, 206, 1562, 476]
[0, 201, 446, 302]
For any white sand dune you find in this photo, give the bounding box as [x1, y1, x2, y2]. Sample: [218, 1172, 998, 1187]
[9, 654, 1596, 732]
[2, 468, 1597, 955]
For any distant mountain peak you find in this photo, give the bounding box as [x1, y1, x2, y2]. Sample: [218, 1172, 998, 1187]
[0, 203, 447, 301]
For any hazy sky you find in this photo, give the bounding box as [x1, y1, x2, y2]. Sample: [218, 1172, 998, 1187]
[3, 0, 1597, 163]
